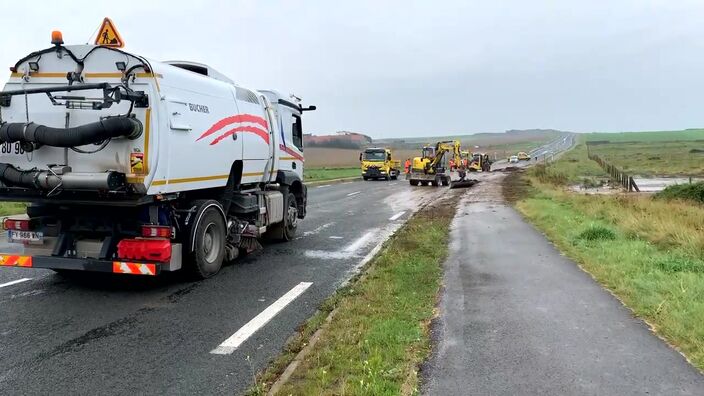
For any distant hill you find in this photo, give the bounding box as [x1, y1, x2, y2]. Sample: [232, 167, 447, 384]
[374, 129, 568, 149]
[303, 131, 372, 149]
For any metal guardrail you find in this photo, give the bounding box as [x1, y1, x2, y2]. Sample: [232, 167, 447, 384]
[587, 150, 640, 192]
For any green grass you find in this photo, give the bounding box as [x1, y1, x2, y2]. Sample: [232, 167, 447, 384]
[0, 202, 25, 216]
[655, 182, 704, 205]
[512, 174, 704, 370]
[584, 129, 704, 176]
[585, 129, 704, 143]
[304, 167, 359, 182]
[252, 197, 458, 395]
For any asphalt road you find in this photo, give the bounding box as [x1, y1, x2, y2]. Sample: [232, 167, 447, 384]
[422, 174, 704, 395]
[490, 133, 575, 171]
[0, 178, 445, 395]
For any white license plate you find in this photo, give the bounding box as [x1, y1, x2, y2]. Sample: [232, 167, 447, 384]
[8, 230, 43, 244]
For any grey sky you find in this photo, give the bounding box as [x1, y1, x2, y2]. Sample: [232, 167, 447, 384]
[1, 1, 703, 138]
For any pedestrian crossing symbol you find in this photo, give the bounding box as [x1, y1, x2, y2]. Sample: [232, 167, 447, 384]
[94, 17, 124, 48]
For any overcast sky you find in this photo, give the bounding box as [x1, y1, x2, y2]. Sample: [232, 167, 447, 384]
[1, 1, 703, 138]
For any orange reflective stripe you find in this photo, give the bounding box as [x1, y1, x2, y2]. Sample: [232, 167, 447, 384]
[3, 256, 18, 266]
[17, 256, 32, 267]
[0, 255, 33, 267]
[112, 261, 157, 276]
[143, 264, 156, 275]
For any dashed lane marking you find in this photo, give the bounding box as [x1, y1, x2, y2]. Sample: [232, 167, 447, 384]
[346, 191, 361, 197]
[389, 211, 406, 221]
[329, 236, 343, 239]
[316, 185, 331, 189]
[211, 282, 313, 355]
[0, 278, 32, 289]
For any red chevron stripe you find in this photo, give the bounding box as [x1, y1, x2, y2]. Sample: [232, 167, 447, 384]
[279, 144, 304, 161]
[210, 126, 270, 145]
[197, 114, 268, 141]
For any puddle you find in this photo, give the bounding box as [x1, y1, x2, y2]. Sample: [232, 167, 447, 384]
[632, 177, 703, 193]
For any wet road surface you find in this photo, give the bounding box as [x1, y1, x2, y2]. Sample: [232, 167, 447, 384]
[423, 173, 704, 395]
[0, 178, 445, 395]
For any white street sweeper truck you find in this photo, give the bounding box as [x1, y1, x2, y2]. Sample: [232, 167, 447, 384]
[0, 29, 315, 278]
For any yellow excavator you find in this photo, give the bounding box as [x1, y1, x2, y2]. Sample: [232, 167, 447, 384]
[409, 140, 476, 188]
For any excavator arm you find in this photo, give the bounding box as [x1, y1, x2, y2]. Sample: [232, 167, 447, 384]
[427, 140, 462, 170]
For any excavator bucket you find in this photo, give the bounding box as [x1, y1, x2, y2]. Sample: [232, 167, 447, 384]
[449, 178, 478, 189]
[449, 170, 478, 189]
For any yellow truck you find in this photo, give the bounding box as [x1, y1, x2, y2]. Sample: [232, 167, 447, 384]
[517, 151, 530, 161]
[360, 148, 401, 181]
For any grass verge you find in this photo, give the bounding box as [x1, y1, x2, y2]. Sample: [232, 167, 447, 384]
[508, 174, 704, 371]
[304, 167, 360, 182]
[0, 202, 25, 216]
[249, 195, 459, 395]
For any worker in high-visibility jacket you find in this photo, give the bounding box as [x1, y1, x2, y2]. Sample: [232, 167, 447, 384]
[449, 158, 455, 171]
[404, 158, 411, 174]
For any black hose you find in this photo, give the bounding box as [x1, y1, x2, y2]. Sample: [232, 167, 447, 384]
[0, 163, 41, 189]
[0, 117, 141, 148]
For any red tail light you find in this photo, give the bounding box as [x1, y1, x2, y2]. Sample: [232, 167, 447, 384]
[141, 225, 172, 238]
[117, 238, 171, 263]
[3, 218, 31, 231]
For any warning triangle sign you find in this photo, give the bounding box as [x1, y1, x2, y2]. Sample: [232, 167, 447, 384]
[94, 17, 124, 48]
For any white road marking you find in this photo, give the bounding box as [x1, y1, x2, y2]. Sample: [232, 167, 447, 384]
[211, 282, 313, 355]
[389, 211, 406, 221]
[346, 191, 361, 197]
[344, 230, 376, 253]
[329, 236, 343, 239]
[0, 278, 32, 289]
[316, 185, 331, 189]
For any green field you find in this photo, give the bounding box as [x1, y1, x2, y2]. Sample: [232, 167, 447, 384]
[304, 167, 359, 182]
[584, 129, 704, 177]
[585, 129, 704, 143]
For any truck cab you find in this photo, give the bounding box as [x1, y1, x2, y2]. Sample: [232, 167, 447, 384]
[360, 148, 399, 181]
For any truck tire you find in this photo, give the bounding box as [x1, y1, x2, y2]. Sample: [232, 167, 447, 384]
[442, 177, 450, 186]
[363, 176, 369, 181]
[420, 181, 428, 186]
[391, 173, 398, 180]
[186, 200, 226, 279]
[410, 180, 419, 186]
[430, 178, 438, 187]
[268, 191, 298, 242]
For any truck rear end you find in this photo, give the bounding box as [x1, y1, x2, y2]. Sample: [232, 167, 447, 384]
[0, 35, 313, 279]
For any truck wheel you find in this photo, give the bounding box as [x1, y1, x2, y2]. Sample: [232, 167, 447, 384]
[430, 179, 438, 187]
[442, 178, 450, 186]
[410, 180, 419, 186]
[186, 200, 226, 279]
[385, 175, 391, 181]
[420, 181, 428, 186]
[391, 174, 398, 180]
[269, 192, 298, 242]
[363, 176, 369, 181]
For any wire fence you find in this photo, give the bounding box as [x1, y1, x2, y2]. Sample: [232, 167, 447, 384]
[587, 150, 640, 192]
